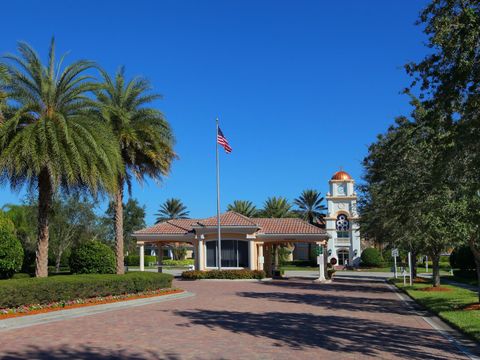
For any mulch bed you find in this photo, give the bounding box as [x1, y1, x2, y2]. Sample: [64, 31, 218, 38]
[463, 303, 480, 311]
[0, 288, 183, 320]
[418, 286, 452, 292]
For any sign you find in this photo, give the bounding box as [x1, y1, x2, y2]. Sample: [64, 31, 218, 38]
[391, 248, 399, 257]
[314, 245, 323, 256]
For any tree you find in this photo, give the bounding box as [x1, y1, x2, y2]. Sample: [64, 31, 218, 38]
[95, 67, 175, 274]
[0, 40, 121, 277]
[259, 197, 293, 218]
[49, 193, 99, 272]
[293, 189, 326, 224]
[1, 203, 37, 252]
[155, 198, 189, 223]
[0, 64, 8, 122]
[227, 200, 257, 217]
[103, 198, 146, 254]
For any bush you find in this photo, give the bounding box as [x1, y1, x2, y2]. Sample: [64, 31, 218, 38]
[453, 269, 476, 279]
[450, 246, 476, 270]
[0, 272, 173, 308]
[125, 255, 157, 266]
[69, 241, 115, 274]
[0, 228, 24, 279]
[360, 248, 383, 267]
[163, 259, 194, 267]
[181, 269, 266, 280]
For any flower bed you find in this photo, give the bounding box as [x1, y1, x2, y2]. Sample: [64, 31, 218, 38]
[0, 288, 182, 319]
[181, 269, 266, 280]
[0, 272, 173, 309]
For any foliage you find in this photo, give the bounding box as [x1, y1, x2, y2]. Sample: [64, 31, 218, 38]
[1, 203, 36, 252]
[102, 198, 146, 253]
[124, 255, 157, 266]
[69, 241, 115, 274]
[0, 272, 173, 308]
[172, 246, 188, 260]
[360, 248, 383, 267]
[259, 196, 293, 218]
[450, 246, 476, 270]
[181, 269, 266, 280]
[226, 200, 257, 217]
[155, 198, 189, 223]
[163, 259, 194, 266]
[293, 189, 326, 224]
[0, 228, 24, 279]
[0, 40, 122, 277]
[278, 246, 292, 266]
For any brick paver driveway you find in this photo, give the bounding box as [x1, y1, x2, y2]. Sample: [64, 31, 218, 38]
[0, 277, 469, 360]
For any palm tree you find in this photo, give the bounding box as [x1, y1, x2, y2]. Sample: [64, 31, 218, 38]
[0, 64, 8, 122]
[0, 40, 121, 277]
[95, 68, 175, 274]
[260, 196, 292, 218]
[155, 198, 189, 223]
[293, 189, 327, 224]
[227, 200, 257, 217]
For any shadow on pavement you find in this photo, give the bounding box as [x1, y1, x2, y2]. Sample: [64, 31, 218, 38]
[174, 309, 460, 359]
[0, 346, 180, 360]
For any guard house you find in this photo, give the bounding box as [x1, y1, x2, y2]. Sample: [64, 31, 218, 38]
[133, 211, 328, 275]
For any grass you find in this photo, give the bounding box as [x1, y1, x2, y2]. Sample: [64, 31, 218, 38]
[392, 278, 480, 342]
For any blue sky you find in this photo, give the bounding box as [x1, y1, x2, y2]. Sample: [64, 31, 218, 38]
[1, 0, 429, 225]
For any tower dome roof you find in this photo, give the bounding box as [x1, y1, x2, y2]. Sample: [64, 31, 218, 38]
[331, 170, 352, 181]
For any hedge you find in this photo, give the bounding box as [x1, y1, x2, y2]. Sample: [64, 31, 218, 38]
[450, 246, 476, 270]
[163, 259, 194, 267]
[0, 272, 173, 308]
[181, 269, 265, 280]
[125, 255, 157, 266]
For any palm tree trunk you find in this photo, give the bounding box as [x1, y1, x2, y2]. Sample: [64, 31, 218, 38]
[431, 253, 441, 287]
[35, 169, 52, 278]
[114, 181, 125, 275]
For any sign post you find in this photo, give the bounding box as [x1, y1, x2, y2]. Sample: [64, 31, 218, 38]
[391, 248, 399, 279]
[425, 255, 428, 273]
[408, 251, 413, 286]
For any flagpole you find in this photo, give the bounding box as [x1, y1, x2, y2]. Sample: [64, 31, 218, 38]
[216, 117, 222, 270]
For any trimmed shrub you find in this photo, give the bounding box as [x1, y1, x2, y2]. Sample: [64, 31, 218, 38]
[69, 241, 115, 274]
[163, 259, 194, 267]
[450, 246, 476, 270]
[125, 255, 157, 266]
[360, 248, 383, 267]
[0, 214, 15, 234]
[181, 269, 266, 280]
[0, 228, 24, 279]
[0, 272, 173, 308]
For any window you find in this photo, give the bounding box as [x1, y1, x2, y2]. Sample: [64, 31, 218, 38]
[206, 240, 249, 268]
[338, 250, 349, 266]
[336, 214, 350, 231]
[337, 231, 349, 239]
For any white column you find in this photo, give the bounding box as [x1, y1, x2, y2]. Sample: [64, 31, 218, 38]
[197, 238, 205, 270]
[248, 240, 255, 270]
[258, 243, 264, 271]
[139, 243, 145, 271]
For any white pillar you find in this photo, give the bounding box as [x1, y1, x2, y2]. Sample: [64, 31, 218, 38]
[248, 240, 255, 270]
[258, 243, 264, 271]
[197, 238, 205, 271]
[139, 243, 145, 271]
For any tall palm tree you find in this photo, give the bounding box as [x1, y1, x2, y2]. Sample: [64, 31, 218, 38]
[0, 64, 8, 122]
[0, 40, 121, 277]
[293, 189, 327, 224]
[155, 198, 189, 223]
[96, 68, 175, 274]
[260, 196, 292, 218]
[227, 200, 257, 217]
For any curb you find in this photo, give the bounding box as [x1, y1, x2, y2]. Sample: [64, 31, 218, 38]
[0, 291, 195, 332]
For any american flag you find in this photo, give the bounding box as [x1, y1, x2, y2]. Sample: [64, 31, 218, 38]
[217, 127, 232, 154]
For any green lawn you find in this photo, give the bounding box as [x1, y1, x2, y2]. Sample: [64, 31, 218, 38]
[392, 278, 480, 342]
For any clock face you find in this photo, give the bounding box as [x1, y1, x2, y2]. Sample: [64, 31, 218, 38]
[337, 184, 346, 195]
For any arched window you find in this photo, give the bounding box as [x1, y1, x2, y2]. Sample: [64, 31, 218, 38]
[336, 214, 350, 238]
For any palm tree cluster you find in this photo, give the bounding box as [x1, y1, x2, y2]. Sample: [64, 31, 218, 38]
[0, 40, 175, 277]
[225, 190, 326, 221]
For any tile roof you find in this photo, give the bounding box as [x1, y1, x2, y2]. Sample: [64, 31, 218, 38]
[195, 211, 258, 227]
[134, 211, 326, 236]
[253, 218, 325, 235]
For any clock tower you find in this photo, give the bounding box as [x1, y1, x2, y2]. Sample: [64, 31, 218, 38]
[325, 170, 361, 267]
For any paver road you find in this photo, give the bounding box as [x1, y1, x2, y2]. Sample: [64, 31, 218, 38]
[0, 277, 469, 359]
